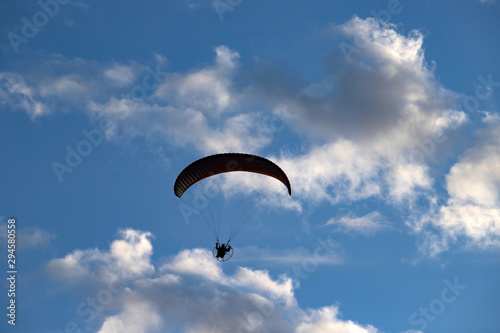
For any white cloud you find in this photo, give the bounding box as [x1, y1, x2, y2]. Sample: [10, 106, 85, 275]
[110, 229, 155, 278]
[47, 229, 155, 284]
[276, 141, 382, 204]
[326, 211, 388, 236]
[98, 294, 162, 333]
[154, 45, 239, 114]
[17, 227, 56, 248]
[3, 18, 487, 257]
[412, 121, 500, 255]
[39, 75, 90, 100]
[234, 245, 343, 265]
[0, 56, 149, 115]
[437, 124, 500, 245]
[103, 64, 136, 86]
[207, 139, 382, 210]
[482, 111, 500, 123]
[233, 267, 296, 306]
[49, 228, 380, 333]
[1, 27, 465, 204]
[387, 163, 432, 202]
[0, 45, 271, 153]
[70, 46, 271, 154]
[162, 247, 223, 281]
[0, 72, 48, 117]
[0, 223, 56, 249]
[47, 248, 103, 283]
[164, 248, 296, 306]
[88, 97, 270, 153]
[238, 17, 466, 208]
[296, 306, 378, 333]
[260, 17, 465, 145]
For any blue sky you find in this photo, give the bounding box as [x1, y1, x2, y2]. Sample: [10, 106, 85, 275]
[1, 0, 500, 332]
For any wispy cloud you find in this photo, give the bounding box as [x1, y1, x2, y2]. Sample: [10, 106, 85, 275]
[103, 64, 137, 87]
[0, 221, 56, 249]
[478, 0, 497, 5]
[17, 227, 57, 248]
[234, 245, 343, 265]
[0, 72, 48, 117]
[326, 211, 388, 236]
[0, 47, 273, 154]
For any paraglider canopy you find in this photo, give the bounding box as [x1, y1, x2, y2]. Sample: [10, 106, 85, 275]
[174, 153, 292, 198]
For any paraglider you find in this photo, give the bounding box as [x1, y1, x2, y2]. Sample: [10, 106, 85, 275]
[174, 153, 291, 261]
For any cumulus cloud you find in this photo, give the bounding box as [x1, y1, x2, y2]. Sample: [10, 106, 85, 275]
[214, 17, 465, 208]
[155, 45, 239, 114]
[97, 295, 162, 333]
[296, 306, 378, 333]
[47, 229, 155, 284]
[233, 267, 296, 306]
[110, 229, 155, 277]
[257, 17, 464, 144]
[414, 120, 500, 255]
[162, 247, 223, 281]
[49, 228, 379, 332]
